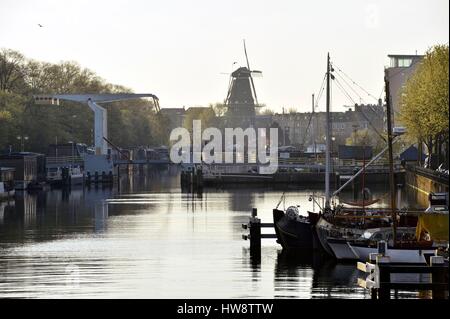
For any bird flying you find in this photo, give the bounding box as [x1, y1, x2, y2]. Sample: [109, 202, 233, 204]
[38, 24, 43, 27]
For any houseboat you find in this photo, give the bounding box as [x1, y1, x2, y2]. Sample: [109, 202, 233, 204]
[0, 167, 15, 200]
[0, 153, 38, 190]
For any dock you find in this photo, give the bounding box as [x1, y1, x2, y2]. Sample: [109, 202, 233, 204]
[181, 158, 405, 187]
[241, 208, 277, 259]
[357, 248, 448, 299]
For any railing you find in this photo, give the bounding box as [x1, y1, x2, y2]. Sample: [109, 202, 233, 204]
[358, 251, 448, 299]
[46, 156, 84, 165]
[406, 164, 449, 186]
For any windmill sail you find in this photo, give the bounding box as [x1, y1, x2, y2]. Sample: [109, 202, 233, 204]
[243, 40, 259, 106]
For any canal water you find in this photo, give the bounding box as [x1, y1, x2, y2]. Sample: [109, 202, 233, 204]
[0, 167, 426, 298]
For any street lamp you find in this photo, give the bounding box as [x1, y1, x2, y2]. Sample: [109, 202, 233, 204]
[16, 135, 29, 152]
[70, 114, 77, 167]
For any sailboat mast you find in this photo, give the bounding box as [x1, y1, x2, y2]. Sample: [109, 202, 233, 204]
[384, 68, 397, 246]
[311, 93, 317, 163]
[325, 53, 332, 209]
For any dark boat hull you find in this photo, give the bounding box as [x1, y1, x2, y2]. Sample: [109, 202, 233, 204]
[273, 209, 314, 250]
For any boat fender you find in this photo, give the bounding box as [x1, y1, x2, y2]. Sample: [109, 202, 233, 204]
[286, 206, 300, 220]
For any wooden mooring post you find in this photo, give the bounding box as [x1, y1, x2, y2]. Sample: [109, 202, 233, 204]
[242, 208, 277, 258]
[357, 241, 449, 299]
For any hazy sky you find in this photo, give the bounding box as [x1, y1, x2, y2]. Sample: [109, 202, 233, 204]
[0, 0, 448, 112]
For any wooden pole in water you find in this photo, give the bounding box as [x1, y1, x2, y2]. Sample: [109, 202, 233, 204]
[384, 68, 397, 247]
[249, 208, 261, 254]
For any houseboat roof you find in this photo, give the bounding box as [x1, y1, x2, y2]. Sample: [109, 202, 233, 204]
[0, 152, 43, 159]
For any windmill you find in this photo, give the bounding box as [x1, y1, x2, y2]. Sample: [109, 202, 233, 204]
[224, 40, 262, 109]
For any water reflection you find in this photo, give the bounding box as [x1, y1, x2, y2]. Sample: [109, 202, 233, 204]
[272, 249, 367, 299]
[0, 167, 421, 298]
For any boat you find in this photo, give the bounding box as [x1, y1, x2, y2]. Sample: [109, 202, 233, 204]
[327, 227, 418, 261]
[273, 54, 449, 263]
[0, 167, 15, 200]
[339, 198, 380, 206]
[315, 65, 449, 263]
[346, 240, 438, 264]
[273, 53, 385, 252]
[273, 206, 319, 250]
[329, 213, 448, 263]
[46, 165, 84, 186]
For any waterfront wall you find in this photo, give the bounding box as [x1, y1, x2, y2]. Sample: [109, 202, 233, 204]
[405, 165, 449, 207]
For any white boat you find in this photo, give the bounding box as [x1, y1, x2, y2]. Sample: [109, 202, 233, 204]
[46, 165, 84, 185]
[67, 166, 84, 185]
[347, 242, 437, 264]
[327, 227, 418, 261]
[325, 196, 449, 262]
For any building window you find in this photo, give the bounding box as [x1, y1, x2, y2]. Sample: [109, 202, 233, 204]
[398, 58, 412, 67]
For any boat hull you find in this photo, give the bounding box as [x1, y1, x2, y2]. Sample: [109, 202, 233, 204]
[349, 243, 436, 264]
[273, 209, 314, 250]
[327, 238, 359, 260]
[315, 217, 366, 258]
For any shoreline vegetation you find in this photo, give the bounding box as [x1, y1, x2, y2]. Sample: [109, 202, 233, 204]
[0, 48, 171, 153]
[0, 44, 448, 168]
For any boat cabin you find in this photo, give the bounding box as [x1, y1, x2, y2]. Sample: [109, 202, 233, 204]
[0, 153, 38, 190]
[425, 192, 449, 213]
[0, 167, 15, 198]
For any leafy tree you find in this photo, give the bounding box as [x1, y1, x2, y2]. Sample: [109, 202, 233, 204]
[0, 48, 168, 153]
[0, 49, 26, 92]
[183, 107, 217, 134]
[399, 44, 449, 168]
[260, 108, 274, 115]
[210, 102, 227, 117]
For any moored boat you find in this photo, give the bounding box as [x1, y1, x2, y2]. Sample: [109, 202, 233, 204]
[0, 167, 15, 200]
[47, 165, 84, 186]
[273, 207, 319, 250]
[347, 241, 437, 264]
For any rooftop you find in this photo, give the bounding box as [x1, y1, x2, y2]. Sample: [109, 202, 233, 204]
[387, 54, 424, 58]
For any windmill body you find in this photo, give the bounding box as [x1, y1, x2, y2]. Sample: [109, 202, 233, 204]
[224, 41, 262, 129]
[225, 67, 257, 128]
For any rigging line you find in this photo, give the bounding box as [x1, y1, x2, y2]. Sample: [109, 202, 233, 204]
[332, 62, 378, 101]
[331, 62, 379, 102]
[336, 75, 383, 118]
[333, 70, 366, 104]
[334, 71, 382, 122]
[356, 107, 387, 143]
[315, 73, 327, 108]
[334, 71, 382, 119]
[301, 109, 314, 147]
[299, 75, 325, 147]
[296, 74, 325, 149]
[378, 85, 385, 101]
[333, 78, 386, 142]
[334, 77, 357, 105]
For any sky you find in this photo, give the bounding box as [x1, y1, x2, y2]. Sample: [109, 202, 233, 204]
[0, 0, 448, 113]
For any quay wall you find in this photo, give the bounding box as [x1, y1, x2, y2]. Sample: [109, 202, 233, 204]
[405, 165, 449, 207]
[202, 171, 404, 186]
